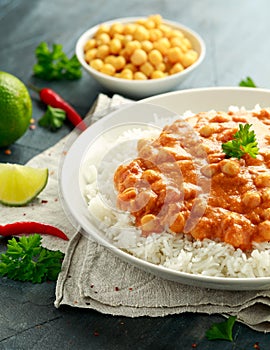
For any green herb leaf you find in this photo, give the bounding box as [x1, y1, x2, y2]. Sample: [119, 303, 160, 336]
[38, 105, 66, 131]
[0, 234, 64, 283]
[239, 76, 257, 88]
[33, 42, 82, 81]
[222, 124, 259, 159]
[205, 316, 237, 341]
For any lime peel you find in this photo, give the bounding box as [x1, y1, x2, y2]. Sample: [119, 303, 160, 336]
[0, 163, 48, 206]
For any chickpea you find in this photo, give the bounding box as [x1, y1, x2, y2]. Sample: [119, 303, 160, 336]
[133, 25, 150, 41]
[141, 169, 161, 183]
[242, 191, 261, 208]
[148, 49, 163, 66]
[169, 62, 184, 75]
[123, 23, 137, 35]
[113, 56, 126, 71]
[110, 22, 124, 36]
[84, 38, 96, 52]
[159, 24, 172, 37]
[258, 220, 270, 240]
[254, 173, 270, 187]
[149, 28, 163, 42]
[167, 47, 183, 63]
[118, 187, 137, 201]
[110, 38, 122, 54]
[155, 62, 166, 72]
[130, 48, 147, 66]
[134, 71, 147, 80]
[199, 124, 217, 137]
[90, 58, 104, 71]
[125, 63, 137, 72]
[200, 164, 219, 178]
[125, 40, 142, 55]
[181, 50, 199, 68]
[170, 29, 184, 39]
[170, 36, 184, 48]
[141, 40, 153, 53]
[84, 48, 97, 62]
[96, 24, 110, 35]
[183, 37, 192, 49]
[151, 70, 167, 79]
[96, 44, 110, 59]
[96, 32, 111, 45]
[119, 48, 130, 61]
[104, 55, 116, 65]
[140, 61, 154, 77]
[144, 19, 156, 29]
[123, 34, 133, 45]
[119, 68, 133, 79]
[135, 18, 148, 27]
[149, 14, 162, 26]
[220, 159, 240, 176]
[113, 33, 125, 43]
[100, 63, 115, 76]
[141, 214, 158, 231]
[170, 213, 185, 233]
[153, 37, 171, 55]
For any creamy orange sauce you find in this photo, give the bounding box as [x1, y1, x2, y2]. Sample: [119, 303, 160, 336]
[114, 108, 270, 250]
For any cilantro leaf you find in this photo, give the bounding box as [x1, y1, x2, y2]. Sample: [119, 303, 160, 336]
[206, 316, 237, 341]
[222, 124, 259, 159]
[0, 234, 64, 283]
[239, 76, 257, 88]
[33, 42, 82, 81]
[38, 105, 66, 131]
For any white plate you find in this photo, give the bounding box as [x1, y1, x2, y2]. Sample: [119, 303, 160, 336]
[60, 87, 270, 290]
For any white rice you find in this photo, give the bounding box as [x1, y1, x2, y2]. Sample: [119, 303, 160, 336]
[80, 107, 270, 279]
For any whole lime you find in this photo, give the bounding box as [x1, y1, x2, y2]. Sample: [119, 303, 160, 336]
[0, 71, 32, 147]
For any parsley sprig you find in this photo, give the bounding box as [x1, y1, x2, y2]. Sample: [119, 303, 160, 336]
[0, 234, 64, 283]
[239, 76, 257, 88]
[206, 316, 237, 341]
[33, 42, 82, 81]
[38, 105, 66, 131]
[222, 124, 259, 159]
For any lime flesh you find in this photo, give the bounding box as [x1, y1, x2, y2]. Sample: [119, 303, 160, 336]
[0, 163, 48, 206]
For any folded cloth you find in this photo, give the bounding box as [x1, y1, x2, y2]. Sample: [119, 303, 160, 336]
[3, 93, 270, 333]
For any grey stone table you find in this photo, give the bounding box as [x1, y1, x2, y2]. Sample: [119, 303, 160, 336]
[1, 0, 270, 348]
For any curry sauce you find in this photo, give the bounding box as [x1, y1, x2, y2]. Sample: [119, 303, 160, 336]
[114, 108, 270, 250]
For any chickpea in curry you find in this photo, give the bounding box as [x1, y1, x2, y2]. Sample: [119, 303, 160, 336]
[113, 107, 270, 251]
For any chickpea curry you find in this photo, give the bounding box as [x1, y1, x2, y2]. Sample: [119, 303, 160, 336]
[114, 107, 270, 251]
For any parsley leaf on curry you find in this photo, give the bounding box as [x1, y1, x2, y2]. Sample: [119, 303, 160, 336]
[0, 234, 64, 283]
[222, 123, 259, 159]
[33, 42, 82, 81]
[205, 316, 237, 341]
[239, 76, 257, 87]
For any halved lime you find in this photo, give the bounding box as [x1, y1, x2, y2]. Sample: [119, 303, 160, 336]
[0, 163, 48, 206]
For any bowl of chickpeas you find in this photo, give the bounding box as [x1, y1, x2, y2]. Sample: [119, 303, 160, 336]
[76, 15, 206, 98]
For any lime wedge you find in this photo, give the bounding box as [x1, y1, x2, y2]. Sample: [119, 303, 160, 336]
[0, 163, 48, 206]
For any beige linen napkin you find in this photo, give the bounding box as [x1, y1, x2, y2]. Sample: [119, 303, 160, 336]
[2, 93, 270, 333]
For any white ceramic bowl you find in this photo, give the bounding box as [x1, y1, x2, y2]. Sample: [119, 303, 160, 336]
[60, 87, 270, 291]
[75, 17, 206, 98]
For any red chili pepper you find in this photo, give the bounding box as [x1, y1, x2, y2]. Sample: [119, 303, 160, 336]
[0, 222, 69, 240]
[29, 84, 87, 131]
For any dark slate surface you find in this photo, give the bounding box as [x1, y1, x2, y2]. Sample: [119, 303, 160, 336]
[1, 0, 270, 348]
